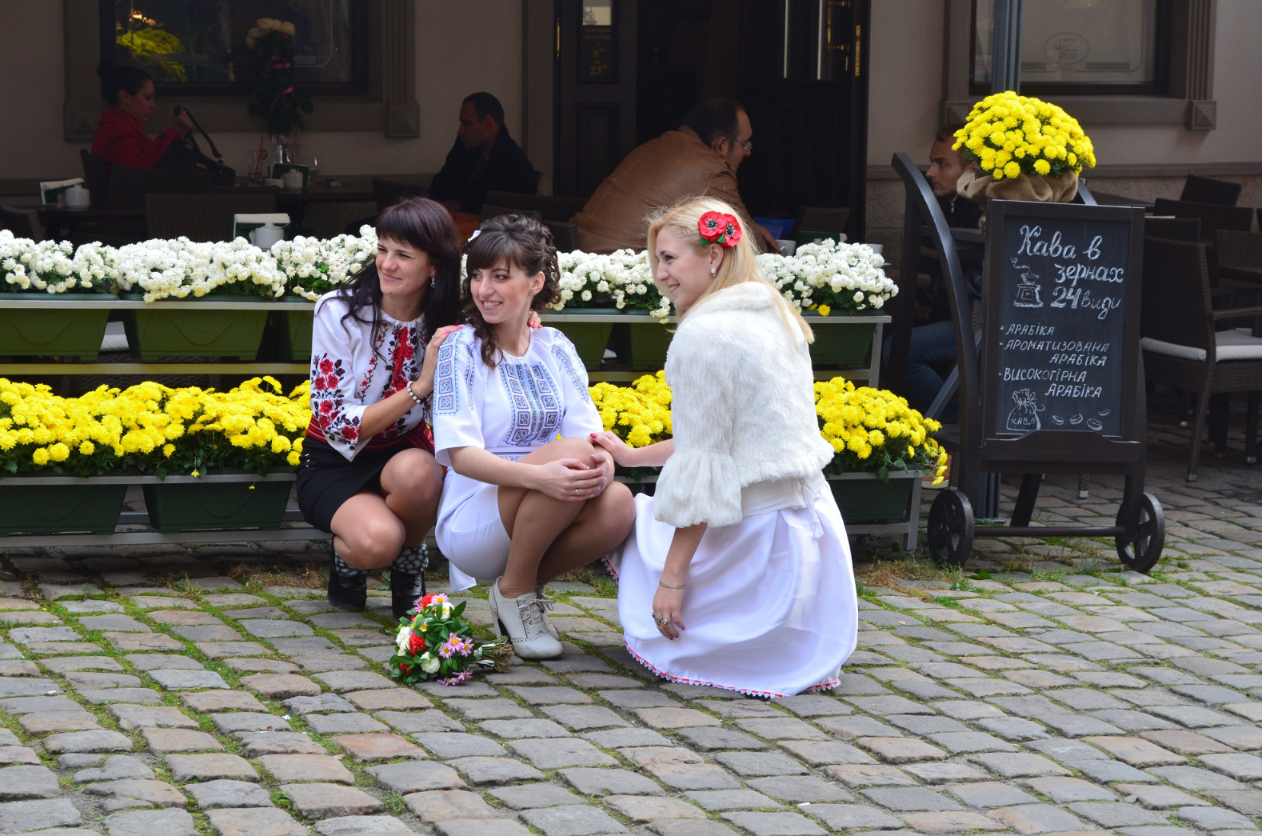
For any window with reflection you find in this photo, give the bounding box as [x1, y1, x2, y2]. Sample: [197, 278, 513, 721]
[103, 0, 367, 95]
[971, 0, 1171, 95]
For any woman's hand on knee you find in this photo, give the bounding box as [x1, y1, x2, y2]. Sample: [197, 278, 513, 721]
[529, 458, 606, 501]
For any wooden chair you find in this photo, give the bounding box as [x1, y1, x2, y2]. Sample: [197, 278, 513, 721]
[479, 204, 542, 223]
[371, 178, 429, 212]
[146, 193, 279, 242]
[1181, 174, 1242, 207]
[0, 202, 46, 241]
[104, 167, 213, 211]
[796, 206, 850, 245]
[1140, 236, 1262, 480]
[484, 191, 588, 222]
[1144, 217, 1200, 241]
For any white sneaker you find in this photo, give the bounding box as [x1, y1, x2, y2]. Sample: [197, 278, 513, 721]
[490, 579, 563, 660]
[536, 584, 559, 639]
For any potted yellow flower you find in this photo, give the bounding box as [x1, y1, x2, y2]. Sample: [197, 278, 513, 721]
[815, 377, 946, 522]
[953, 91, 1096, 209]
[590, 373, 672, 487]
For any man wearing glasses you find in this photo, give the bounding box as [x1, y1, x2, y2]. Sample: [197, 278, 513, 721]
[574, 97, 780, 254]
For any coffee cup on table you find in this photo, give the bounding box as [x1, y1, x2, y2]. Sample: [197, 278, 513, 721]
[250, 224, 284, 250]
[281, 170, 303, 191]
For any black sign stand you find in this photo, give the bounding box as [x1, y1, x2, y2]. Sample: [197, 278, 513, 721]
[889, 153, 1164, 572]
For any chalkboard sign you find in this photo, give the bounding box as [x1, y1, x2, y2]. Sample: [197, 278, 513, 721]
[981, 201, 1145, 445]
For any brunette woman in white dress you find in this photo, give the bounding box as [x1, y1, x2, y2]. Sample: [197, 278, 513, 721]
[432, 215, 636, 659]
[595, 198, 858, 697]
[296, 198, 464, 618]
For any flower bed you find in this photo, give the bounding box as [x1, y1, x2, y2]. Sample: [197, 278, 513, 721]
[0, 377, 308, 478]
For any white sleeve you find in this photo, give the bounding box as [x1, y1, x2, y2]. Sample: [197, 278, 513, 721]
[431, 331, 486, 467]
[653, 327, 745, 528]
[549, 331, 604, 439]
[309, 299, 368, 461]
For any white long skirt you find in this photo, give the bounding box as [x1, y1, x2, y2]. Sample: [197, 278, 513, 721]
[608, 473, 858, 698]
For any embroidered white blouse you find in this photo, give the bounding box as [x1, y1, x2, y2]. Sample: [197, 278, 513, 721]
[431, 326, 602, 465]
[306, 292, 429, 461]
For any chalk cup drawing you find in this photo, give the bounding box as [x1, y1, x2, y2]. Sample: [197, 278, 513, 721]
[1011, 258, 1043, 308]
[1007, 388, 1045, 432]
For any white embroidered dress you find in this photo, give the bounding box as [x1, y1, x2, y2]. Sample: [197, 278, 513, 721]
[609, 281, 859, 697]
[432, 326, 603, 591]
[307, 292, 431, 458]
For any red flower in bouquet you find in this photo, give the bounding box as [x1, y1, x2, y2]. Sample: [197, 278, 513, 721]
[407, 632, 427, 655]
[698, 212, 742, 248]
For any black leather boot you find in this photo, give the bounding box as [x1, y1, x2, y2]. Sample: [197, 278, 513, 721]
[327, 552, 367, 612]
[391, 544, 428, 619]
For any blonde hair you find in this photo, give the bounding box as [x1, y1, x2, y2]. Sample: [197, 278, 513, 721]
[646, 197, 813, 343]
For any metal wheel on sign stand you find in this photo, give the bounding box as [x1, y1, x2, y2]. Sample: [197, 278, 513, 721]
[928, 488, 974, 568]
[1115, 492, 1165, 573]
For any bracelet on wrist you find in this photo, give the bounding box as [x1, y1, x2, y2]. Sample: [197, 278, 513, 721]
[405, 382, 424, 407]
[658, 580, 686, 589]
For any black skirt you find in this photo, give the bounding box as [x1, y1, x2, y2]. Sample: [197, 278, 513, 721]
[296, 437, 420, 533]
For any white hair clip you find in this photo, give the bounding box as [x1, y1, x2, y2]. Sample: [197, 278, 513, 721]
[467, 229, 482, 243]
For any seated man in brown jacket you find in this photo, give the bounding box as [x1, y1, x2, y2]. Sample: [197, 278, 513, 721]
[574, 97, 779, 254]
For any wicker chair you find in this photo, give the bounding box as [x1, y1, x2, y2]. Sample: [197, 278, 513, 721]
[146, 193, 279, 242]
[372, 178, 428, 212]
[1181, 174, 1243, 207]
[484, 191, 587, 222]
[795, 206, 850, 245]
[1141, 236, 1262, 480]
[479, 204, 542, 223]
[1151, 198, 1253, 242]
[545, 219, 581, 252]
[0, 202, 46, 241]
[1144, 217, 1200, 241]
[104, 166, 213, 211]
[79, 150, 109, 206]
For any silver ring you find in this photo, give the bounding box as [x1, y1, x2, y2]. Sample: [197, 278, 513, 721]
[654, 616, 671, 627]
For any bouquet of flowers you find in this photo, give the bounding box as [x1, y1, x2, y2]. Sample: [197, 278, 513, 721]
[390, 593, 512, 686]
[954, 91, 1095, 181]
[758, 240, 896, 316]
[815, 376, 946, 483]
[0, 376, 308, 478]
[246, 18, 312, 137]
[113, 237, 288, 302]
[272, 226, 377, 301]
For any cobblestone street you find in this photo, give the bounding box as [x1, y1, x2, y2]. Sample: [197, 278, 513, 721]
[0, 395, 1259, 835]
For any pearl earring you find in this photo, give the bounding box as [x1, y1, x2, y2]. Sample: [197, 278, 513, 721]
[710, 267, 717, 276]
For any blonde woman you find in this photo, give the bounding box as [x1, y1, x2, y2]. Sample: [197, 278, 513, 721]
[593, 198, 858, 697]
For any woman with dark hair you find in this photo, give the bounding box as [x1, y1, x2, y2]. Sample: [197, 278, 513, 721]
[431, 214, 636, 659]
[296, 197, 465, 618]
[91, 65, 194, 169]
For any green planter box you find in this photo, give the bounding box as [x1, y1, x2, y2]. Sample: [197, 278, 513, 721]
[121, 294, 270, 361]
[547, 310, 618, 371]
[612, 320, 673, 370]
[806, 316, 876, 368]
[0, 293, 111, 360]
[272, 297, 314, 362]
[829, 472, 916, 524]
[0, 480, 125, 535]
[142, 476, 291, 533]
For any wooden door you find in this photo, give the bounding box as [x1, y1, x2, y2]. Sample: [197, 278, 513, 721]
[736, 0, 871, 237]
[554, 0, 638, 198]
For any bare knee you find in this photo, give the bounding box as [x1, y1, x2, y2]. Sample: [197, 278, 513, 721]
[342, 517, 405, 568]
[383, 452, 443, 504]
[551, 437, 599, 461]
[602, 481, 637, 534]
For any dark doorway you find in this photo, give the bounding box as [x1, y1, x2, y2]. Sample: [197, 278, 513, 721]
[556, 0, 870, 238]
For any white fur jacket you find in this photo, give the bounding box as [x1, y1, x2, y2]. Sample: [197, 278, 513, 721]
[654, 280, 833, 528]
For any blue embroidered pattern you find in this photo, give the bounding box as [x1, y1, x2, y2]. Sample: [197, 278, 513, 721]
[499, 362, 562, 446]
[434, 336, 477, 416]
[551, 339, 593, 404]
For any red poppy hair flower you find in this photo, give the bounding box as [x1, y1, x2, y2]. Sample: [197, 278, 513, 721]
[698, 212, 742, 248]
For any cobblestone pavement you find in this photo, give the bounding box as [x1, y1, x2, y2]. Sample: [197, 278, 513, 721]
[0, 395, 1259, 834]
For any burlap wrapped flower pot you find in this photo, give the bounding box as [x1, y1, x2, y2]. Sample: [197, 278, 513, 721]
[957, 167, 1078, 214]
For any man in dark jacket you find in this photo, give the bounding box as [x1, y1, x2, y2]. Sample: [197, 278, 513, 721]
[429, 92, 538, 214]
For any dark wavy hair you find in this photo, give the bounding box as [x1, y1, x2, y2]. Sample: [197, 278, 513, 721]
[463, 214, 559, 367]
[336, 197, 462, 349]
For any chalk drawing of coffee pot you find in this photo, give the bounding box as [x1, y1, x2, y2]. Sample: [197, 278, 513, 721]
[1007, 388, 1045, 433]
[1011, 258, 1043, 308]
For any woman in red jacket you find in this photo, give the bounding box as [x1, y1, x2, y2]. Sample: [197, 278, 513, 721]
[91, 66, 193, 169]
